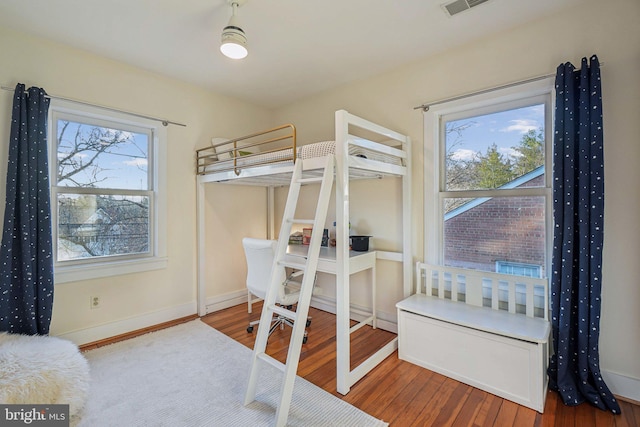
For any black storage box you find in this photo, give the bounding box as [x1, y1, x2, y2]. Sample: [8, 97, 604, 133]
[350, 236, 371, 252]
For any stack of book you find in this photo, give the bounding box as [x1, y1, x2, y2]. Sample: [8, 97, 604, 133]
[288, 231, 303, 245]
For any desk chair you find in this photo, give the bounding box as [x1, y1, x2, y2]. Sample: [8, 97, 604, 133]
[242, 238, 312, 343]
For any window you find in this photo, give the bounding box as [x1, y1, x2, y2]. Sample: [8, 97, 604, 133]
[496, 261, 542, 278]
[49, 100, 167, 283]
[424, 79, 553, 278]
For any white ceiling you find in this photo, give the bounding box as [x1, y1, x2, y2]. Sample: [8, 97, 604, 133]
[0, 0, 581, 108]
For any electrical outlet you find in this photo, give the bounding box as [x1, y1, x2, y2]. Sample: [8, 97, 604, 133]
[90, 296, 101, 309]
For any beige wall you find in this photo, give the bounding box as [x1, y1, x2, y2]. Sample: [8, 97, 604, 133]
[0, 26, 273, 343]
[273, 0, 640, 395]
[203, 183, 269, 305]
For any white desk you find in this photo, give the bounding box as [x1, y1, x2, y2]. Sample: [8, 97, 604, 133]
[285, 245, 376, 275]
[285, 245, 397, 394]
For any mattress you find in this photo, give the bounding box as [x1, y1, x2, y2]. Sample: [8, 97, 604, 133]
[204, 140, 403, 174]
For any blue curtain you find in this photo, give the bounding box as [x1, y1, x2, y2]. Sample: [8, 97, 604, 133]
[548, 56, 620, 413]
[0, 83, 53, 335]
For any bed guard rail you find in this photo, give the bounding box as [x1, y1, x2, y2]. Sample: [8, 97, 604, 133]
[196, 124, 296, 176]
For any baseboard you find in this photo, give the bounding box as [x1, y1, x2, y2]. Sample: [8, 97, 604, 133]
[310, 294, 398, 334]
[55, 301, 197, 346]
[602, 369, 640, 403]
[78, 314, 198, 351]
[203, 290, 397, 333]
[205, 289, 248, 314]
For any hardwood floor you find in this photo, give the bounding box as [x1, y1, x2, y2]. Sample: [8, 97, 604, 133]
[201, 302, 640, 427]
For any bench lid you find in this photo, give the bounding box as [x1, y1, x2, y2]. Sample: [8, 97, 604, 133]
[397, 294, 550, 343]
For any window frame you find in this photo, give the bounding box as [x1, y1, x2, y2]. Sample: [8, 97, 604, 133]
[49, 100, 167, 283]
[423, 78, 554, 275]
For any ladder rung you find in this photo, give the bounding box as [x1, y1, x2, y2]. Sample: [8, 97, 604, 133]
[288, 218, 314, 225]
[350, 315, 374, 334]
[257, 353, 286, 372]
[297, 177, 323, 184]
[270, 305, 298, 321]
[278, 260, 307, 270]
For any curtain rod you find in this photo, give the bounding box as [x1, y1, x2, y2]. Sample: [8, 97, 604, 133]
[1, 85, 186, 127]
[413, 61, 605, 112]
[413, 73, 554, 112]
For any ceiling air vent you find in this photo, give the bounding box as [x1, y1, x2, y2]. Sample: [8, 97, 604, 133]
[442, 0, 491, 17]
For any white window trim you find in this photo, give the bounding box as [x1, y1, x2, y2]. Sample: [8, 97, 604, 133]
[49, 99, 167, 284]
[423, 78, 554, 272]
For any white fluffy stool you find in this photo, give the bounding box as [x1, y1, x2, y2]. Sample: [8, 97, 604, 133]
[0, 332, 90, 418]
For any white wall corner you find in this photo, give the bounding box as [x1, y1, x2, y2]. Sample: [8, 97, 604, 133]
[55, 302, 197, 346]
[602, 370, 640, 403]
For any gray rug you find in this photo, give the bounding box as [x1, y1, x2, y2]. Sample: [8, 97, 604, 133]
[78, 320, 386, 426]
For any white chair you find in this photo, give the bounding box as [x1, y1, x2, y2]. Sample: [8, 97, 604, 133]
[243, 237, 312, 343]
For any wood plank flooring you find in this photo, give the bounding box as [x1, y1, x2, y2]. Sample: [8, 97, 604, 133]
[201, 302, 639, 427]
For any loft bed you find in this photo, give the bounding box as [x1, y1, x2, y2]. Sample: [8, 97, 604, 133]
[196, 119, 407, 185]
[195, 110, 412, 395]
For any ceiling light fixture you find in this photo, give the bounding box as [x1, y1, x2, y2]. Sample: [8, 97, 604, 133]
[220, 0, 248, 59]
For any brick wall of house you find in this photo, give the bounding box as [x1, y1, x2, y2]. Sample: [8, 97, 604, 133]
[444, 174, 545, 274]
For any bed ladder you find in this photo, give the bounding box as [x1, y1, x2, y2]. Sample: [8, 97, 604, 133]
[244, 155, 334, 427]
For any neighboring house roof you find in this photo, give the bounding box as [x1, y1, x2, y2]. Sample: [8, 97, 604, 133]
[445, 166, 544, 221]
[74, 208, 112, 236]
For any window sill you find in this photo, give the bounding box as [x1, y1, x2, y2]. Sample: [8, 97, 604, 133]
[55, 257, 168, 284]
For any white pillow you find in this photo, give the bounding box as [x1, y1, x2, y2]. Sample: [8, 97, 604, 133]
[211, 137, 233, 161]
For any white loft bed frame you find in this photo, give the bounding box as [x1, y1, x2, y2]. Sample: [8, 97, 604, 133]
[195, 110, 412, 394]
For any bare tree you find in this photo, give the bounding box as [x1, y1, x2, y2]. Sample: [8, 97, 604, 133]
[444, 121, 478, 191]
[444, 121, 479, 212]
[57, 122, 142, 187]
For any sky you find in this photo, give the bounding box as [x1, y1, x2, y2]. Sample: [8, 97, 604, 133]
[446, 104, 545, 162]
[56, 120, 149, 190]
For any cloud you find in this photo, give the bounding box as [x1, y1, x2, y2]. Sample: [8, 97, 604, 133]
[499, 147, 521, 159]
[451, 148, 477, 161]
[124, 158, 148, 167]
[102, 128, 134, 140]
[57, 151, 87, 160]
[500, 119, 539, 134]
[528, 105, 545, 115]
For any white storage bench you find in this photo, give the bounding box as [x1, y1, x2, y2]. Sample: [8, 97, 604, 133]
[396, 262, 551, 412]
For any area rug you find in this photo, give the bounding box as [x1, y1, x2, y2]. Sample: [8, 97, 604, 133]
[77, 320, 386, 426]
